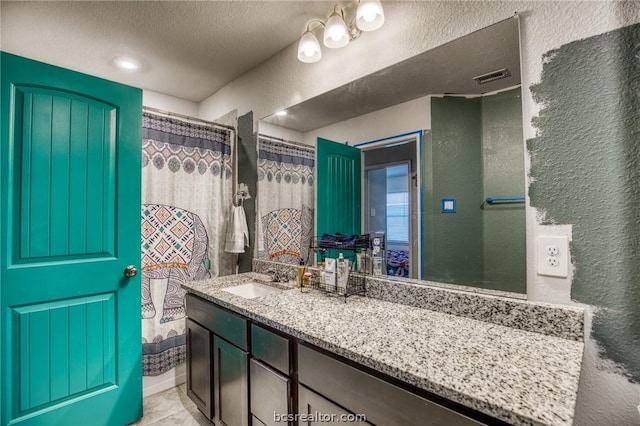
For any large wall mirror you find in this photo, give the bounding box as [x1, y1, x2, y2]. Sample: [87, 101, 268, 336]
[256, 17, 526, 294]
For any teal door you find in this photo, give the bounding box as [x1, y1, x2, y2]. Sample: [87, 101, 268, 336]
[1, 53, 142, 425]
[316, 138, 362, 237]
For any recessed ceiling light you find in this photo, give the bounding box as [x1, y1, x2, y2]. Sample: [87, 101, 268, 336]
[113, 56, 141, 71]
[275, 111, 288, 116]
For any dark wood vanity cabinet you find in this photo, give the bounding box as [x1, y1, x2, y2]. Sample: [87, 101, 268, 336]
[186, 294, 250, 425]
[186, 294, 495, 426]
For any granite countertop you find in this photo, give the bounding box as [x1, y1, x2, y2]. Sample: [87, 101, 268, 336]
[182, 273, 583, 426]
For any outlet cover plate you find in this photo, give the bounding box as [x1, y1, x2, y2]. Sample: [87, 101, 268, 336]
[537, 236, 569, 278]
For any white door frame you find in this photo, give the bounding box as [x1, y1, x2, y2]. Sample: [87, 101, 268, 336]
[355, 130, 423, 277]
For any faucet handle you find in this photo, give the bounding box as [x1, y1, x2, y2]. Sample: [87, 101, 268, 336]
[283, 269, 296, 282]
[265, 268, 278, 280]
[265, 267, 295, 282]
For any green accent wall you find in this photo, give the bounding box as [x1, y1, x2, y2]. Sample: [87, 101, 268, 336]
[481, 89, 526, 291]
[425, 97, 484, 286]
[528, 24, 640, 382]
[424, 89, 525, 293]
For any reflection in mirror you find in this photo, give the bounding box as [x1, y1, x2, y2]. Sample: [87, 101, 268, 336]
[257, 17, 525, 294]
[361, 136, 420, 279]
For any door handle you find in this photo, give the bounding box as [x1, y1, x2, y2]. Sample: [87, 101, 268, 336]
[124, 265, 138, 278]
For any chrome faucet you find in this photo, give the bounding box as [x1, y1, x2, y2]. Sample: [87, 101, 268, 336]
[266, 268, 290, 283]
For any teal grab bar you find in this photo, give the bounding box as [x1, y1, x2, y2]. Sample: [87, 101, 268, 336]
[485, 196, 525, 204]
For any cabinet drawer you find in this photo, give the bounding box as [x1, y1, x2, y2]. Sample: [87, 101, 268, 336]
[251, 323, 290, 375]
[298, 385, 369, 426]
[186, 294, 248, 350]
[298, 343, 485, 426]
[250, 359, 291, 426]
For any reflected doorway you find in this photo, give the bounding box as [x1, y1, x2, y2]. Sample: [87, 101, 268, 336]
[363, 139, 418, 278]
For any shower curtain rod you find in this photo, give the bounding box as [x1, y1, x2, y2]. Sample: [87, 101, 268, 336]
[258, 133, 314, 150]
[143, 106, 236, 132]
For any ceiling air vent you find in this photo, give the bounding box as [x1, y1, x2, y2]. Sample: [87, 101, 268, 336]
[473, 68, 511, 85]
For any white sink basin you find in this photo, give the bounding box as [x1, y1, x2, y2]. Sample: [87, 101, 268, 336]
[221, 282, 284, 299]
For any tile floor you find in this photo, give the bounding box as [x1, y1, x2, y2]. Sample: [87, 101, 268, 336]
[129, 384, 211, 426]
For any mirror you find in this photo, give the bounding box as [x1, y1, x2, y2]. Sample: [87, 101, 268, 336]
[256, 17, 526, 295]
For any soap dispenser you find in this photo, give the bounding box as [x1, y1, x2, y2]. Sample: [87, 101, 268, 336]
[296, 258, 305, 288]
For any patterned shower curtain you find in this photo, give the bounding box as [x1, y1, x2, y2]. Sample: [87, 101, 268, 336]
[141, 111, 233, 375]
[257, 135, 315, 264]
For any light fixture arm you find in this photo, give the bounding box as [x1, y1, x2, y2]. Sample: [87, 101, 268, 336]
[305, 19, 326, 33]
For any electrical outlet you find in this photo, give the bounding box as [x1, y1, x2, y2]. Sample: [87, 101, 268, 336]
[545, 245, 559, 256]
[537, 236, 569, 278]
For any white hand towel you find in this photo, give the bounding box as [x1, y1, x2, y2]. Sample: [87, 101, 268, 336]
[224, 205, 250, 253]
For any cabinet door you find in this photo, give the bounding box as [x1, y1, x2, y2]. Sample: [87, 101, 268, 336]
[250, 358, 291, 426]
[186, 318, 213, 419]
[214, 336, 249, 426]
[298, 385, 369, 426]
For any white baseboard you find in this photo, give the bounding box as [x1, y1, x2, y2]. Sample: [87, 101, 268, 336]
[143, 363, 187, 397]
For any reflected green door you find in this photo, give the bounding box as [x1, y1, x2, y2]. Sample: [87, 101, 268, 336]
[316, 137, 362, 237]
[1, 52, 142, 425]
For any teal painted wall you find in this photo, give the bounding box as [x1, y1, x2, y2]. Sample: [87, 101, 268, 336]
[424, 91, 525, 292]
[528, 23, 640, 382]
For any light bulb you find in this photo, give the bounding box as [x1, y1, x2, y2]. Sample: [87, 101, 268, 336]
[323, 12, 349, 48]
[362, 9, 377, 22]
[356, 0, 384, 31]
[297, 31, 322, 63]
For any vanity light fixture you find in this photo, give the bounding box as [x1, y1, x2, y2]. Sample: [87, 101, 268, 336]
[297, 0, 385, 64]
[275, 111, 288, 116]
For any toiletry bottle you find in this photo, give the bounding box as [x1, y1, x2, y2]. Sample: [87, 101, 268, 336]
[337, 253, 348, 294]
[296, 258, 305, 288]
[323, 258, 336, 291]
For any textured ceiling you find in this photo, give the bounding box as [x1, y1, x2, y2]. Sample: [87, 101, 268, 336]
[1, 1, 337, 102]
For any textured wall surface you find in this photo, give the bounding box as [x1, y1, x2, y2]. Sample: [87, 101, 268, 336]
[528, 23, 640, 383]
